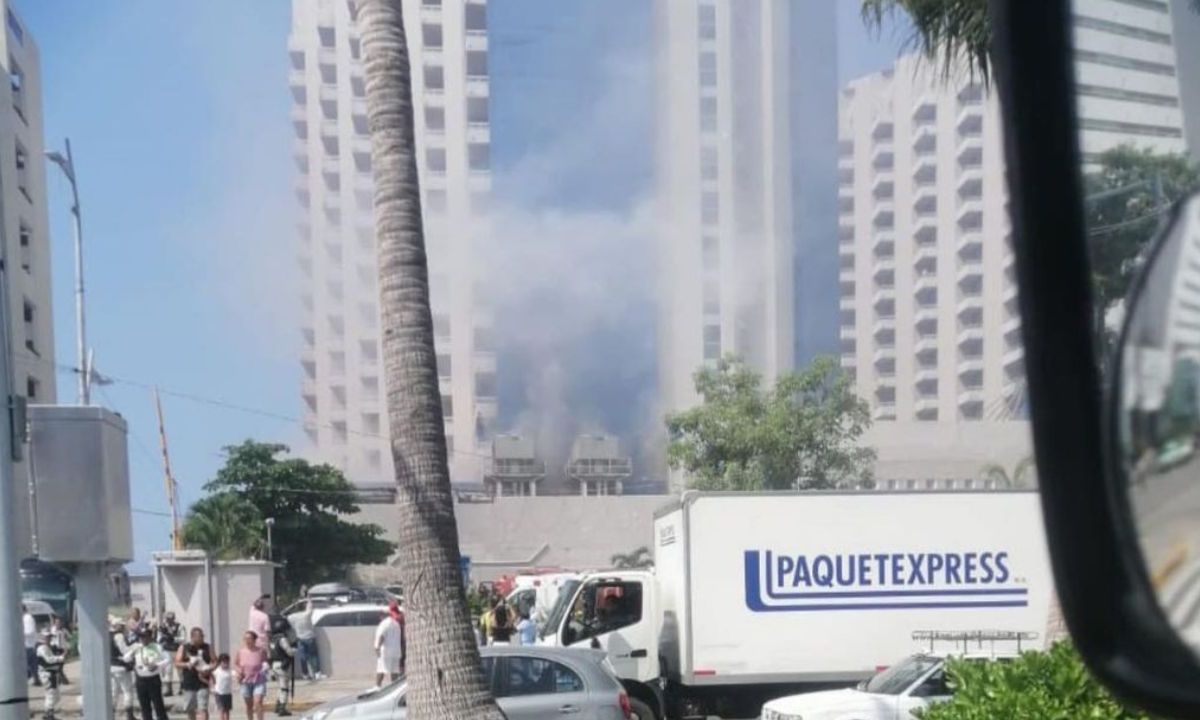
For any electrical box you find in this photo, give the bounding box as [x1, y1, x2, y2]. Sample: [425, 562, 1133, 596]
[29, 405, 133, 563]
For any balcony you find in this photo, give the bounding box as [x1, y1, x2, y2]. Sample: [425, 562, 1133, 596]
[1002, 314, 1022, 344]
[914, 273, 938, 295]
[872, 175, 894, 200]
[957, 166, 983, 200]
[915, 365, 939, 384]
[466, 123, 491, 144]
[956, 233, 983, 261]
[914, 306, 938, 333]
[915, 335, 939, 357]
[913, 96, 937, 125]
[957, 104, 984, 136]
[914, 396, 939, 417]
[957, 356, 985, 376]
[839, 294, 855, 311]
[956, 261, 983, 291]
[913, 244, 937, 273]
[957, 326, 985, 348]
[1003, 346, 1025, 376]
[871, 118, 894, 141]
[872, 232, 895, 257]
[956, 199, 983, 231]
[913, 215, 938, 246]
[956, 295, 983, 320]
[873, 315, 896, 339]
[873, 403, 897, 421]
[958, 388, 985, 407]
[873, 286, 895, 309]
[957, 135, 983, 168]
[839, 220, 855, 244]
[871, 143, 895, 172]
[913, 155, 937, 185]
[465, 76, 490, 98]
[841, 352, 858, 369]
[872, 256, 896, 278]
[839, 325, 858, 341]
[872, 202, 895, 229]
[913, 125, 937, 156]
[873, 346, 896, 367]
[838, 153, 854, 172]
[465, 30, 488, 52]
[839, 266, 855, 284]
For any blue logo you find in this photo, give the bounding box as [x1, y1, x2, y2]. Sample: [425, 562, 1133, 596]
[743, 550, 1029, 612]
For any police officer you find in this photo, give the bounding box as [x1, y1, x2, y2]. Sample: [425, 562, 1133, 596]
[36, 629, 66, 720]
[157, 611, 183, 696]
[111, 618, 137, 720]
[268, 616, 296, 717]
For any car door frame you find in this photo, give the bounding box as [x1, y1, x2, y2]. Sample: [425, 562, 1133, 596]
[559, 576, 654, 682]
[990, 0, 1200, 715]
[896, 661, 952, 719]
[494, 653, 590, 719]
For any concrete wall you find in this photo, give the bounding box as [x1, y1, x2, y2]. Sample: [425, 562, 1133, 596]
[155, 557, 274, 656]
[353, 495, 674, 582]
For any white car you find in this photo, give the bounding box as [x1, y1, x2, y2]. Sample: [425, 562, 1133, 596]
[760, 651, 1010, 720]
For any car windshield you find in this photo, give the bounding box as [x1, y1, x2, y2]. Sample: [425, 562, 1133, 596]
[864, 656, 941, 695]
[540, 580, 581, 639]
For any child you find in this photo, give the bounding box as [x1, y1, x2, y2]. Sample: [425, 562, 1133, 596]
[212, 653, 234, 720]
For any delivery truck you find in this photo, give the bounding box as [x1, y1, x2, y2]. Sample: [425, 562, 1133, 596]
[538, 491, 1054, 719]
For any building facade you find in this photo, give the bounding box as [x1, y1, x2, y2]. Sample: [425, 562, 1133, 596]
[1073, 0, 1188, 161]
[2, 4, 55, 407]
[655, 1, 836, 424]
[290, 0, 494, 485]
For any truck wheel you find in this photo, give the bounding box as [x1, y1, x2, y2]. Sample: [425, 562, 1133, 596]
[627, 697, 656, 720]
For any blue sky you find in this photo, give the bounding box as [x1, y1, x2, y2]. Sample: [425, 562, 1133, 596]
[15, 1, 905, 572]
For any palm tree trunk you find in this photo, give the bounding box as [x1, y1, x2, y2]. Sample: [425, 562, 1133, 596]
[357, 2, 504, 717]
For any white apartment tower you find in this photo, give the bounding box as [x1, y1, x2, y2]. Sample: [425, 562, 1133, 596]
[290, 0, 495, 486]
[838, 56, 1019, 425]
[1073, 0, 1188, 160]
[656, 0, 836, 417]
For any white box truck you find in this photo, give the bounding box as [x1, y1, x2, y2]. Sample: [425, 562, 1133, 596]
[538, 491, 1054, 719]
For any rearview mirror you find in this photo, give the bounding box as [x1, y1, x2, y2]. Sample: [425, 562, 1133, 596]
[1113, 192, 1200, 654]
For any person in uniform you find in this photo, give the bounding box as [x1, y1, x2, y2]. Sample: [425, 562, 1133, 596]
[35, 629, 66, 720]
[111, 618, 137, 720]
[268, 615, 296, 717]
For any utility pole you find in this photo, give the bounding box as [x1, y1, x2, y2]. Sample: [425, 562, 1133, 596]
[45, 140, 87, 405]
[154, 388, 181, 550]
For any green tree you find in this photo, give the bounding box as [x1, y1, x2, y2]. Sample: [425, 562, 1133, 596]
[611, 547, 653, 569]
[666, 356, 875, 491]
[357, 1, 504, 718]
[179, 492, 263, 560]
[918, 642, 1148, 719]
[979, 456, 1036, 489]
[181, 440, 394, 596]
[1086, 146, 1199, 336]
[861, 0, 991, 83]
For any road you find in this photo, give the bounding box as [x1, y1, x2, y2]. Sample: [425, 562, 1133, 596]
[1130, 453, 1200, 647]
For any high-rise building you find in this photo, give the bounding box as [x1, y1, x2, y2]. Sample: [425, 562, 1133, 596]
[1073, 0, 1188, 161]
[655, 0, 836, 419]
[837, 55, 1019, 426]
[2, 1, 58, 557]
[290, 0, 494, 486]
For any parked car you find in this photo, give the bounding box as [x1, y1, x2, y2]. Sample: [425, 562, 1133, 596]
[311, 603, 393, 629]
[759, 641, 1023, 720]
[300, 646, 631, 720]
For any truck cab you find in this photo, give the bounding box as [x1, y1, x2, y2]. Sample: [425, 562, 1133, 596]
[541, 570, 663, 716]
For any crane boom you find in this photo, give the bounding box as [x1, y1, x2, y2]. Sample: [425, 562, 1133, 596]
[154, 387, 182, 550]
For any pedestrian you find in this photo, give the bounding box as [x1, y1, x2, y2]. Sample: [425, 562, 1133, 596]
[127, 607, 147, 645]
[233, 631, 269, 720]
[212, 653, 234, 720]
[489, 598, 514, 645]
[22, 603, 39, 686]
[268, 615, 296, 717]
[158, 610, 184, 696]
[176, 627, 214, 720]
[516, 610, 536, 646]
[372, 602, 405, 688]
[48, 614, 70, 685]
[111, 618, 137, 720]
[286, 599, 322, 681]
[131, 628, 170, 720]
[247, 596, 271, 652]
[35, 629, 66, 720]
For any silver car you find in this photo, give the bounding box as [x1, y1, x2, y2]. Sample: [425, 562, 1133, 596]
[302, 646, 631, 720]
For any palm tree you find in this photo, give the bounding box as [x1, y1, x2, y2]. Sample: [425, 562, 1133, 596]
[180, 493, 264, 560]
[357, 2, 503, 717]
[611, 547, 653, 569]
[861, 0, 992, 83]
[980, 456, 1037, 489]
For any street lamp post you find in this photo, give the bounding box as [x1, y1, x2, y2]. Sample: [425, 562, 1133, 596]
[265, 517, 275, 561]
[45, 139, 88, 405]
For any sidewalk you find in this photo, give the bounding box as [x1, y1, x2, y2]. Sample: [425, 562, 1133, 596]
[24, 661, 374, 718]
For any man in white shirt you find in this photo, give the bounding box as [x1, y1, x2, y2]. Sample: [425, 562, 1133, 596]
[22, 604, 39, 686]
[372, 603, 405, 688]
[286, 600, 323, 681]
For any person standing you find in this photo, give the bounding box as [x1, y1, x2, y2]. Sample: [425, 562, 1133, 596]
[158, 611, 184, 696]
[22, 603, 39, 686]
[268, 616, 296, 717]
[233, 631, 269, 720]
[287, 600, 322, 681]
[48, 614, 70, 684]
[516, 610, 536, 646]
[111, 618, 137, 720]
[130, 628, 170, 720]
[176, 627, 214, 720]
[127, 607, 147, 644]
[35, 629, 66, 720]
[489, 598, 514, 646]
[372, 603, 404, 688]
[212, 654, 234, 720]
[247, 597, 271, 652]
